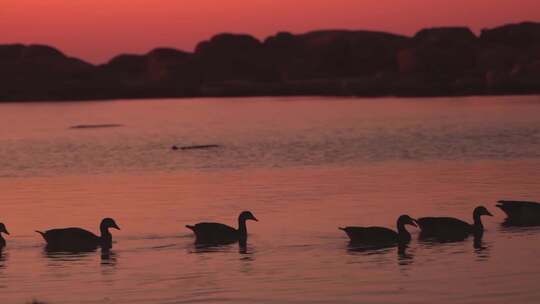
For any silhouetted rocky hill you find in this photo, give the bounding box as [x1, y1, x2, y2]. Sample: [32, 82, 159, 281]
[1, 21, 539, 101]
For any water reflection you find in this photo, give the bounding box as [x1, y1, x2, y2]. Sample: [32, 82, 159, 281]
[346, 242, 396, 254]
[473, 230, 484, 245]
[44, 246, 117, 265]
[101, 249, 117, 266]
[0, 248, 6, 269]
[188, 241, 257, 256]
[189, 242, 236, 254]
[501, 218, 540, 228]
[418, 231, 491, 261]
[419, 231, 469, 243]
[470, 231, 490, 260]
[397, 244, 414, 266]
[346, 242, 414, 266]
[418, 229, 491, 260]
[239, 243, 256, 257]
[239, 244, 256, 275]
[498, 222, 540, 236]
[43, 246, 97, 261]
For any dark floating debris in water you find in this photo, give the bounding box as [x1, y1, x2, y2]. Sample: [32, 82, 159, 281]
[69, 124, 123, 129]
[172, 144, 221, 151]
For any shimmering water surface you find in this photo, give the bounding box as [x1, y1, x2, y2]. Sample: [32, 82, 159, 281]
[1, 96, 540, 304]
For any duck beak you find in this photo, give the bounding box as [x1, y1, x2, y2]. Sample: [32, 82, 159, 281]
[486, 210, 493, 216]
[410, 219, 418, 227]
[251, 216, 259, 222]
[112, 223, 121, 230]
[3, 228, 9, 235]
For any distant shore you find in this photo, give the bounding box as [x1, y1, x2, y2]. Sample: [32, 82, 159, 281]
[1, 21, 539, 102]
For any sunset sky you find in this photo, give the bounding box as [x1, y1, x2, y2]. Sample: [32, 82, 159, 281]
[1, 0, 539, 64]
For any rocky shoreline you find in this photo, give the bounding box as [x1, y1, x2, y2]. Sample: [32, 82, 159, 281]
[1, 21, 539, 101]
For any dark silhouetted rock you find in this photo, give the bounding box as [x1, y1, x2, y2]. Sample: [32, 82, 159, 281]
[397, 27, 478, 78]
[477, 22, 540, 94]
[264, 30, 408, 80]
[146, 48, 191, 82]
[414, 27, 477, 45]
[99, 48, 196, 97]
[1, 21, 540, 101]
[193, 33, 271, 82]
[480, 22, 540, 48]
[0, 44, 94, 100]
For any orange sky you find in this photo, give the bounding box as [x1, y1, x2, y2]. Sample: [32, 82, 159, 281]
[1, 0, 539, 64]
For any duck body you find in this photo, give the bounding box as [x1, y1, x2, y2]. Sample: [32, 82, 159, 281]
[186, 223, 239, 244]
[37, 228, 101, 251]
[417, 217, 472, 240]
[417, 206, 492, 241]
[340, 226, 404, 244]
[0, 223, 9, 248]
[339, 215, 417, 245]
[37, 218, 120, 251]
[496, 200, 540, 225]
[186, 211, 258, 245]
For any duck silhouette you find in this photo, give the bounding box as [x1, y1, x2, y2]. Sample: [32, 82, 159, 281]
[36, 218, 120, 251]
[186, 211, 258, 246]
[0, 223, 9, 248]
[417, 206, 492, 241]
[339, 215, 417, 245]
[496, 200, 540, 226]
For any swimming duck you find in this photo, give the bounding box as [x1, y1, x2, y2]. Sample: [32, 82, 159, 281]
[339, 215, 417, 245]
[0, 223, 9, 248]
[496, 200, 540, 226]
[417, 206, 492, 240]
[186, 211, 258, 245]
[36, 218, 120, 251]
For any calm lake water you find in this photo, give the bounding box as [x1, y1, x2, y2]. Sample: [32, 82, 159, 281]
[1, 96, 540, 304]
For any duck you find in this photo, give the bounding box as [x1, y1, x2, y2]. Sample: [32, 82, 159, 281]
[0, 223, 9, 248]
[496, 200, 540, 226]
[339, 215, 417, 245]
[417, 206, 492, 240]
[36, 218, 120, 251]
[186, 211, 258, 245]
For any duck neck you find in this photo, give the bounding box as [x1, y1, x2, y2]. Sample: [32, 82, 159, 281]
[100, 226, 112, 248]
[473, 213, 483, 231]
[397, 221, 410, 240]
[238, 217, 248, 243]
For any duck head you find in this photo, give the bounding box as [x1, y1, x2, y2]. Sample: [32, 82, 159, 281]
[397, 215, 418, 228]
[239, 211, 258, 222]
[472, 206, 492, 229]
[0, 223, 9, 235]
[100, 218, 120, 231]
[473, 206, 493, 218]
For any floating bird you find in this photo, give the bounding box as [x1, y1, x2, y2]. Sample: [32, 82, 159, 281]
[36, 218, 120, 251]
[496, 200, 540, 226]
[0, 223, 9, 248]
[186, 211, 258, 245]
[417, 206, 492, 240]
[339, 215, 417, 245]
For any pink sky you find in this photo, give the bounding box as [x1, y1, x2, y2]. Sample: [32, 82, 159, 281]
[1, 0, 539, 64]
